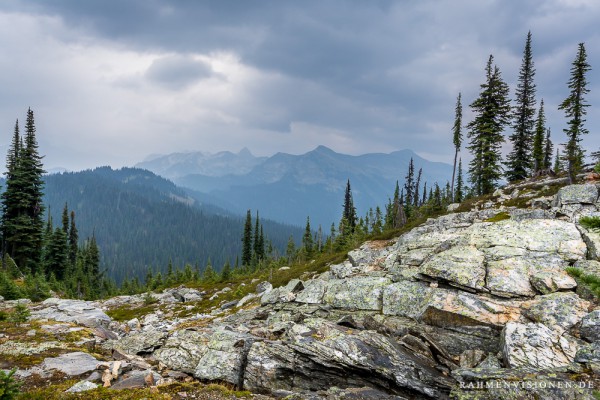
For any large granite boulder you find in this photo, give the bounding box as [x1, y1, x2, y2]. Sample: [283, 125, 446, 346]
[523, 292, 590, 334]
[382, 281, 522, 327]
[554, 184, 599, 206]
[323, 277, 391, 311]
[579, 310, 600, 342]
[41, 352, 100, 376]
[501, 322, 579, 368]
[109, 329, 168, 356]
[154, 328, 255, 387]
[31, 298, 112, 328]
[244, 318, 454, 399]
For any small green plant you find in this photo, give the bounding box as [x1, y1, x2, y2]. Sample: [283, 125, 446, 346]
[566, 267, 600, 299]
[485, 212, 511, 222]
[8, 303, 30, 327]
[142, 292, 158, 305]
[579, 216, 600, 231]
[594, 163, 600, 174]
[0, 310, 7, 322]
[0, 368, 21, 400]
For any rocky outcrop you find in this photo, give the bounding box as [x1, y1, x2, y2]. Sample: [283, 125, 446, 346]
[31, 298, 111, 328]
[244, 318, 454, 399]
[8, 183, 600, 399]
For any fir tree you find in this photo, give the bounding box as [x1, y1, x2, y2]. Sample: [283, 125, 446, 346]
[19, 108, 46, 272]
[467, 55, 511, 195]
[302, 216, 314, 256]
[554, 148, 562, 173]
[506, 31, 536, 182]
[543, 129, 554, 170]
[404, 158, 415, 207]
[455, 159, 464, 203]
[532, 99, 546, 173]
[451, 92, 463, 201]
[61, 203, 69, 234]
[68, 211, 78, 267]
[220, 260, 231, 282]
[559, 43, 591, 183]
[44, 228, 68, 280]
[414, 168, 422, 208]
[253, 211, 261, 262]
[342, 180, 357, 234]
[241, 210, 253, 266]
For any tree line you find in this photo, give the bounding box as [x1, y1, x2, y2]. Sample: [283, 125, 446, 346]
[462, 33, 591, 196]
[0, 109, 106, 300]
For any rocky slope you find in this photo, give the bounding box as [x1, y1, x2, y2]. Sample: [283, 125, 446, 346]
[2, 181, 600, 399]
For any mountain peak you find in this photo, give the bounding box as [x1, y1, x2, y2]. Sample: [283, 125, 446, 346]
[311, 145, 336, 154]
[238, 147, 253, 157]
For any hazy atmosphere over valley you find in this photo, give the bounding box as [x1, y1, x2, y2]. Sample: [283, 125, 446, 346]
[0, 0, 599, 172]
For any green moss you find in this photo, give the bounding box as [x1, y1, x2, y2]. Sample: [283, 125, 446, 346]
[566, 267, 600, 300]
[580, 216, 600, 231]
[18, 380, 253, 400]
[105, 304, 157, 322]
[484, 212, 511, 222]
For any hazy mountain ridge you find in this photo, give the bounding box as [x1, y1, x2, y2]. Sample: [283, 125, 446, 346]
[139, 146, 454, 227]
[135, 148, 267, 179]
[33, 167, 304, 282]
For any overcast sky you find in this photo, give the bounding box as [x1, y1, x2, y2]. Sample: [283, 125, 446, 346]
[0, 0, 598, 171]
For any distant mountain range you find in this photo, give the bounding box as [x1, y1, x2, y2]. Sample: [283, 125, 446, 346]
[136, 146, 454, 228]
[29, 167, 304, 283]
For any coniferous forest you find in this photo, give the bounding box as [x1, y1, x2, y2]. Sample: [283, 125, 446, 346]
[0, 33, 593, 302]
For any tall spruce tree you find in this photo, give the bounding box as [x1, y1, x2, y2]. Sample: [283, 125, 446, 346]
[241, 210, 253, 266]
[451, 93, 463, 201]
[414, 168, 422, 208]
[68, 211, 79, 267]
[559, 42, 591, 183]
[342, 180, 357, 234]
[2, 109, 46, 273]
[455, 158, 464, 203]
[506, 31, 537, 182]
[532, 99, 546, 173]
[404, 158, 415, 207]
[466, 55, 511, 195]
[1, 120, 23, 264]
[543, 129, 554, 170]
[302, 217, 314, 256]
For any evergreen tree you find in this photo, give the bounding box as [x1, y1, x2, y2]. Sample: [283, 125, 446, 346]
[1, 120, 23, 269]
[559, 43, 591, 183]
[466, 55, 511, 195]
[373, 206, 383, 234]
[61, 203, 69, 234]
[532, 99, 546, 173]
[543, 129, 554, 170]
[302, 217, 314, 256]
[44, 227, 68, 280]
[68, 211, 78, 267]
[414, 168, 422, 208]
[220, 259, 231, 282]
[421, 182, 428, 205]
[342, 180, 357, 234]
[253, 211, 261, 262]
[455, 159, 464, 203]
[404, 158, 415, 207]
[258, 225, 265, 261]
[554, 148, 562, 173]
[19, 108, 46, 272]
[506, 31, 536, 182]
[241, 210, 253, 266]
[202, 259, 215, 282]
[285, 235, 296, 264]
[451, 92, 463, 201]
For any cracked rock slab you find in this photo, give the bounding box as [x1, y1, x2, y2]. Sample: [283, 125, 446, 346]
[501, 322, 579, 368]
